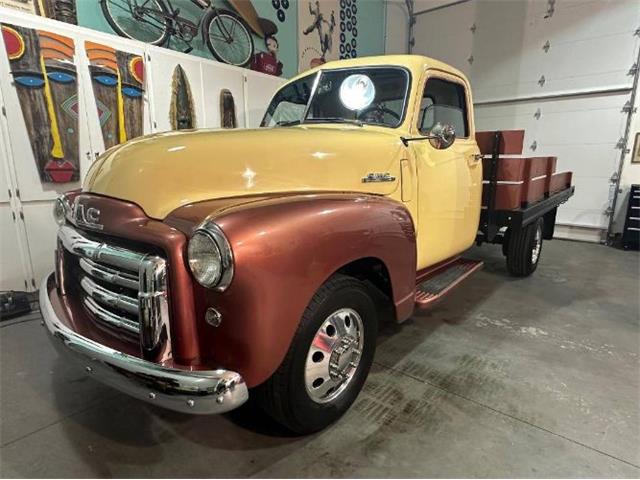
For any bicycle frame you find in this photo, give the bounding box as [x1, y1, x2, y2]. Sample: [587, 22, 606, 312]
[114, 0, 246, 60]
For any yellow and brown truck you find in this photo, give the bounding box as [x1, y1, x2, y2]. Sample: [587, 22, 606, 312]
[43, 55, 574, 433]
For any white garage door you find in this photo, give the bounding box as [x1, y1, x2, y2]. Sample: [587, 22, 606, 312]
[413, 0, 640, 236]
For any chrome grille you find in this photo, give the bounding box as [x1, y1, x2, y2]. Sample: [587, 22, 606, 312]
[57, 225, 169, 352]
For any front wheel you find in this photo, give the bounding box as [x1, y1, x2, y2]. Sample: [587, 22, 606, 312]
[506, 217, 544, 277]
[100, 0, 171, 46]
[203, 9, 254, 67]
[256, 274, 378, 434]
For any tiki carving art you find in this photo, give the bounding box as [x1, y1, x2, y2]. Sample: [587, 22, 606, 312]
[170, 64, 196, 130]
[85, 42, 144, 150]
[1, 23, 79, 183]
[220, 89, 237, 128]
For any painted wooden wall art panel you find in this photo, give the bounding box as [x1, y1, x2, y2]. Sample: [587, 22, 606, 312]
[220, 88, 237, 128]
[1, 23, 79, 183]
[85, 41, 144, 149]
[170, 64, 195, 130]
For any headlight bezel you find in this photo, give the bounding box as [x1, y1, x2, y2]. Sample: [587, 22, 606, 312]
[53, 195, 72, 226]
[187, 220, 234, 291]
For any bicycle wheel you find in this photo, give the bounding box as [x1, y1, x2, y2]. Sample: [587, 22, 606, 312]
[100, 0, 171, 46]
[203, 9, 254, 67]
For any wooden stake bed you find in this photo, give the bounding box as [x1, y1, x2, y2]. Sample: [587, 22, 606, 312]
[476, 129, 575, 244]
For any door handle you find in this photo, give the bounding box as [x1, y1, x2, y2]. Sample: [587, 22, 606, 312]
[469, 153, 483, 165]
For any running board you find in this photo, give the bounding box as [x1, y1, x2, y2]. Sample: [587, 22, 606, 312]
[414, 258, 483, 308]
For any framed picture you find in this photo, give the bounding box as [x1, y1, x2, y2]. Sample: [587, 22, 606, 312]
[632, 132, 640, 164]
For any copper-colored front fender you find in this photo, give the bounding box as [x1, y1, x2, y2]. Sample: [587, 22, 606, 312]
[168, 193, 417, 387]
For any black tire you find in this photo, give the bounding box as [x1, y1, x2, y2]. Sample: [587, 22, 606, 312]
[100, 0, 171, 46]
[502, 228, 510, 257]
[506, 217, 544, 277]
[202, 8, 254, 67]
[256, 274, 378, 434]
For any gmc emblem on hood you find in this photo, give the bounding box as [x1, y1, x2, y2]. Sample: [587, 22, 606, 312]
[74, 203, 103, 231]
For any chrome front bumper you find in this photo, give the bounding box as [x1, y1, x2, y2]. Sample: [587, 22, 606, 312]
[40, 275, 249, 414]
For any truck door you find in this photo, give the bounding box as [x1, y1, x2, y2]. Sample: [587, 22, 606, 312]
[411, 72, 482, 269]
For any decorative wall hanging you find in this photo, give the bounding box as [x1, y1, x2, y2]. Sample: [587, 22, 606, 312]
[251, 34, 283, 76]
[338, 0, 358, 60]
[220, 89, 237, 129]
[0, 0, 37, 14]
[299, 0, 337, 70]
[37, 0, 78, 25]
[85, 41, 144, 150]
[99, 0, 255, 67]
[170, 64, 196, 130]
[1, 23, 79, 183]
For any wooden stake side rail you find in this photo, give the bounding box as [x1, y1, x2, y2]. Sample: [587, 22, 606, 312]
[476, 129, 575, 243]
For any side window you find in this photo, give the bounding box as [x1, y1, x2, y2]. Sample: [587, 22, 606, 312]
[418, 78, 469, 138]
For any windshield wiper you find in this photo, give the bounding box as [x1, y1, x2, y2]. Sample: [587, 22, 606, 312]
[306, 117, 363, 127]
[275, 119, 302, 127]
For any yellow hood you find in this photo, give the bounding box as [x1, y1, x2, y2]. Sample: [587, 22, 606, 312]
[84, 126, 406, 219]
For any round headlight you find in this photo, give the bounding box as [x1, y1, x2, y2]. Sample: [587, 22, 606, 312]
[53, 196, 68, 226]
[188, 231, 223, 288]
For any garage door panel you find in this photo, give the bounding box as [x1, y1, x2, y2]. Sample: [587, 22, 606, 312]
[541, 33, 639, 93]
[557, 206, 608, 229]
[544, 0, 640, 45]
[541, 144, 619, 180]
[413, 1, 476, 77]
[475, 103, 540, 153]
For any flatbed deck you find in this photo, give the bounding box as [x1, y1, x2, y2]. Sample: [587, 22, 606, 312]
[475, 129, 575, 244]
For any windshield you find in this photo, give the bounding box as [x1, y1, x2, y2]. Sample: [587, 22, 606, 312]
[261, 67, 410, 128]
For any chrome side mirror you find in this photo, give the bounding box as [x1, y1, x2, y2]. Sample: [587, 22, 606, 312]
[428, 123, 456, 150]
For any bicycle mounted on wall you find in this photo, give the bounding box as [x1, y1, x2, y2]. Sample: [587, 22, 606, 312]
[100, 0, 255, 67]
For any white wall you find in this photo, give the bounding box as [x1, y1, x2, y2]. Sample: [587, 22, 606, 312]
[0, 8, 285, 291]
[412, 0, 640, 241]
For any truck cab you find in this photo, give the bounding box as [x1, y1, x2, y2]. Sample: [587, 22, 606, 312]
[42, 55, 572, 434]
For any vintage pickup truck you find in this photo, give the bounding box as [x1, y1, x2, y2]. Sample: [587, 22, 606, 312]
[42, 55, 574, 433]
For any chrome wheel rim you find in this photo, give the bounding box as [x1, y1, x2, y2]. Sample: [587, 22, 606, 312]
[305, 308, 364, 404]
[531, 225, 542, 264]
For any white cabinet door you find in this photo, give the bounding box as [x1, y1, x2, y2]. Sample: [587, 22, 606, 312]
[200, 63, 246, 129]
[146, 46, 205, 133]
[0, 13, 95, 202]
[20, 201, 58, 285]
[244, 71, 286, 128]
[77, 31, 150, 158]
[0, 114, 31, 291]
[0, 204, 29, 290]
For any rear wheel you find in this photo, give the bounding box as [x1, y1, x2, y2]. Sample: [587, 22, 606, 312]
[203, 9, 254, 67]
[100, 0, 171, 45]
[506, 217, 544, 277]
[256, 274, 377, 434]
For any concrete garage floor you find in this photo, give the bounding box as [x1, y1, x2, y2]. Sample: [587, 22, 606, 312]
[1, 240, 638, 478]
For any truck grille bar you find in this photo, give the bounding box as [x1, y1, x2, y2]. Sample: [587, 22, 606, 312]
[57, 225, 169, 353]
